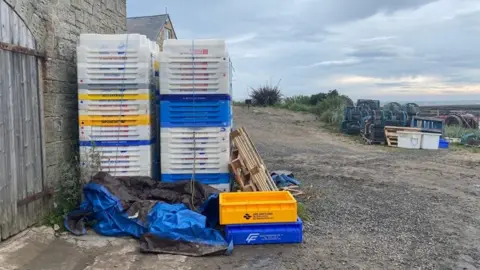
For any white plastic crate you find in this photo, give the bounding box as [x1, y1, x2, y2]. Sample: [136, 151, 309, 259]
[78, 87, 152, 95]
[160, 152, 229, 172]
[160, 140, 230, 154]
[78, 73, 151, 85]
[78, 109, 154, 116]
[160, 127, 230, 140]
[159, 80, 229, 95]
[77, 64, 152, 81]
[421, 133, 441, 150]
[80, 145, 153, 176]
[160, 127, 230, 155]
[77, 61, 152, 70]
[159, 55, 230, 69]
[77, 63, 155, 75]
[78, 99, 153, 115]
[78, 34, 153, 49]
[397, 131, 422, 149]
[79, 125, 152, 141]
[160, 161, 229, 175]
[79, 107, 154, 116]
[159, 53, 230, 95]
[160, 143, 230, 157]
[209, 183, 231, 192]
[77, 48, 153, 66]
[77, 34, 156, 63]
[163, 39, 227, 56]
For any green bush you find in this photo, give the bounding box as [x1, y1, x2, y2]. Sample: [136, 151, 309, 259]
[250, 84, 282, 106]
[309, 93, 327, 106]
[284, 95, 311, 105]
[274, 90, 352, 126]
[319, 105, 346, 125]
[287, 102, 311, 112]
[444, 125, 480, 138]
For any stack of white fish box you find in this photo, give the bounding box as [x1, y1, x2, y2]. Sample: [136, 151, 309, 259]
[159, 40, 233, 191]
[77, 34, 160, 178]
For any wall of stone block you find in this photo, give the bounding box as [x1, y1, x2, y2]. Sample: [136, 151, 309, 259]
[4, 0, 126, 184]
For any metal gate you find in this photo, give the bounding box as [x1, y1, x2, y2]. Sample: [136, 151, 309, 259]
[0, 0, 47, 240]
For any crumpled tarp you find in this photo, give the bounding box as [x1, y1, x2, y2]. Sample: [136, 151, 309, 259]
[271, 171, 301, 188]
[65, 172, 231, 256]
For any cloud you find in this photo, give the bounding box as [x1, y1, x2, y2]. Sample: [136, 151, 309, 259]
[298, 58, 361, 68]
[128, 0, 480, 102]
[226, 33, 257, 45]
[335, 75, 439, 85]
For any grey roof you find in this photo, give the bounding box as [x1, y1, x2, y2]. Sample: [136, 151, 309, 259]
[127, 15, 168, 41]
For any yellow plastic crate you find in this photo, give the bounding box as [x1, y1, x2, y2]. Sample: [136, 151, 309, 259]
[79, 115, 150, 126]
[78, 93, 150, 101]
[219, 191, 297, 225]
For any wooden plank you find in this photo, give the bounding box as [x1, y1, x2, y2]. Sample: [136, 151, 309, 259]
[23, 53, 37, 226]
[37, 56, 48, 218]
[4, 49, 16, 239]
[234, 132, 269, 191]
[230, 127, 277, 191]
[0, 1, 11, 43]
[240, 128, 276, 190]
[385, 126, 421, 131]
[12, 50, 26, 234]
[0, 49, 7, 239]
[31, 55, 44, 223]
[11, 6, 18, 44]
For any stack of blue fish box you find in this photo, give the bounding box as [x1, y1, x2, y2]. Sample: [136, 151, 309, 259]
[158, 39, 232, 191]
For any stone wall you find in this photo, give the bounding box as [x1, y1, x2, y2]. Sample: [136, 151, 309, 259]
[4, 0, 126, 184]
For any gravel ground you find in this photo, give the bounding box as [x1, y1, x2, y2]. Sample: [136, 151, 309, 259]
[188, 106, 480, 270]
[1, 106, 478, 270]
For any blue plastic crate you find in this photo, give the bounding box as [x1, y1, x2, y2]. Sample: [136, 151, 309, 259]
[159, 99, 231, 128]
[225, 218, 303, 245]
[161, 173, 231, 184]
[439, 138, 449, 149]
[159, 94, 231, 101]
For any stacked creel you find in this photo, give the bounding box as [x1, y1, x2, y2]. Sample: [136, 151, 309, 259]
[159, 39, 233, 191]
[77, 34, 160, 178]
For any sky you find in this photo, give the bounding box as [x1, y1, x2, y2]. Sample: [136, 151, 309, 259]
[127, 0, 480, 103]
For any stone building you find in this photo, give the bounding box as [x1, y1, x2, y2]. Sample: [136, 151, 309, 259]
[126, 14, 177, 50]
[0, 0, 126, 240]
[4, 0, 126, 182]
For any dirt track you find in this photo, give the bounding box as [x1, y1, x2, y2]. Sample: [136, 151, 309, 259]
[1, 106, 479, 270]
[191, 106, 480, 269]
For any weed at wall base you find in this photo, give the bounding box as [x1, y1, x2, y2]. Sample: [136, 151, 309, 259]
[44, 145, 101, 230]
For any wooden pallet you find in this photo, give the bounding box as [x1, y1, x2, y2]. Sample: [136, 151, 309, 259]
[279, 185, 304, 197]
[384, 126, 421, 147]
[230, 148, 256, 192]
[230, 127, 278, 192]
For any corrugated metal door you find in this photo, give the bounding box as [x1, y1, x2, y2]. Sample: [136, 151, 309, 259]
[0, 0, 45, 240]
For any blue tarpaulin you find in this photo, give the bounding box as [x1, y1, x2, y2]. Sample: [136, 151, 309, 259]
[271, 172, 301, 188]
[65, 172, 231, 256]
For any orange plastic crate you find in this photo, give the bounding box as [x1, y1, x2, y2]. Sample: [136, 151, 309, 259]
[219, 191, 297, 225]
[78, 115, 150, 126]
